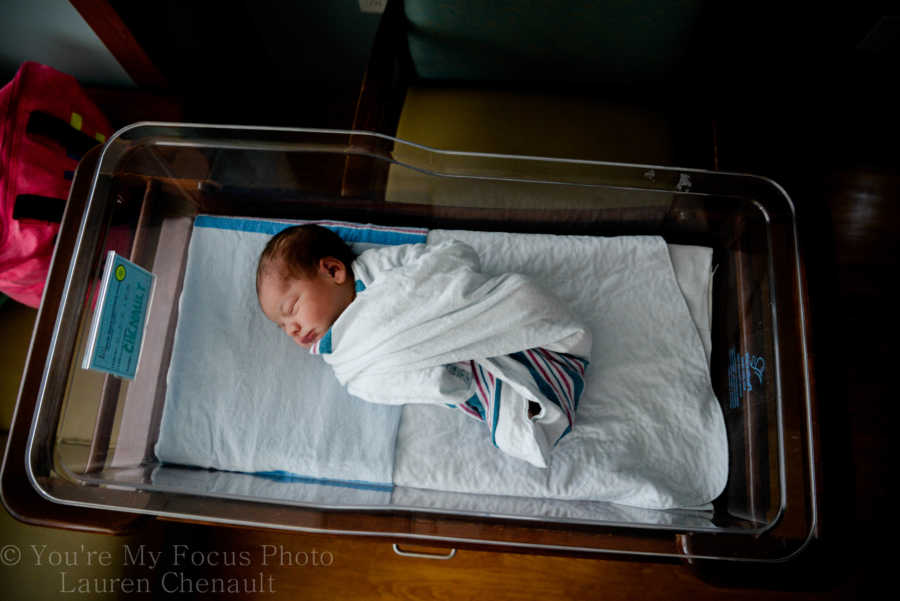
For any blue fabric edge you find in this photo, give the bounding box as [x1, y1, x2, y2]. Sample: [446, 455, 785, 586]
[256, 470, 393, 492]
[194, 215, 428, 245]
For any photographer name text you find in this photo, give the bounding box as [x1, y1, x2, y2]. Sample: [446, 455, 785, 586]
[3, 543, 334, 595]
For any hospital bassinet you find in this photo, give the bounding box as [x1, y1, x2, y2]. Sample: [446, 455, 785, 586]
[2, 124, 819, 562]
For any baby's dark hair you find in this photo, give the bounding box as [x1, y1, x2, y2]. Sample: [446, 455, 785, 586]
[256, 224, 356, 295]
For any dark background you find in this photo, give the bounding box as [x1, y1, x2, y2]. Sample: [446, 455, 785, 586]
[2, 1, 898, 598]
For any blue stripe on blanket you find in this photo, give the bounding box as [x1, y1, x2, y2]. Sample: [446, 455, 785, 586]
[490, 379, 502, 448]
[256, 470, 393, 492]
[194, 215, 428, 246]
[535, 350, 574, 416]
[507, 349, 589, 435]
[508, 351, 563, 410]
[557, 354, 589, 411]
[464, 395, 486, 421]
[554, 425, 573, 447]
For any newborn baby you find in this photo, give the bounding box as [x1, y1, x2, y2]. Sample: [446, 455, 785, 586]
[256, 224, 591, 468]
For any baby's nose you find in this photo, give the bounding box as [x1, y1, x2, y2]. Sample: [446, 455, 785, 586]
[285, 321, 301, 336]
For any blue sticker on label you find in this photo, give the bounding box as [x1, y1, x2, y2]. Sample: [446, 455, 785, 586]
[82, 251, 155, 379]
[727, 347, 766, 409]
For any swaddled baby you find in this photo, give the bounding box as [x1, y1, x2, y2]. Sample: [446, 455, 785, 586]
[256, 224, 591, 468]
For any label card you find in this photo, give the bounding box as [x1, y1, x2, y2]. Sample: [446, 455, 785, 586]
[82, 251, 155, 379]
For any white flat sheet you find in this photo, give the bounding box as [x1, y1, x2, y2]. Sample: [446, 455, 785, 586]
[155, 217, 727, 511]
[392, 230, 728, 509]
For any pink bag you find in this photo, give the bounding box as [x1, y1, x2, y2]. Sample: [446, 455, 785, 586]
[1, 62, 111, 307]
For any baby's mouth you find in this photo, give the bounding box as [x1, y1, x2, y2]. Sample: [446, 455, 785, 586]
[300, 331, 318, 346]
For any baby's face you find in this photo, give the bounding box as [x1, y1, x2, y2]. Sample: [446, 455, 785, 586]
[258, 258, 354, 349]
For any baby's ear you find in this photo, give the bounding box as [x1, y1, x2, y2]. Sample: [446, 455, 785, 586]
[320, 257, 347, 284]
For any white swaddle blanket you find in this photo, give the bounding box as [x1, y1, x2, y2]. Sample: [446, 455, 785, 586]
[314, 240, 591, 467]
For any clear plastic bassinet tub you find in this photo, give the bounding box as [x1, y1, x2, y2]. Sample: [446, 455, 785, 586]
[2, 124, 819, 563]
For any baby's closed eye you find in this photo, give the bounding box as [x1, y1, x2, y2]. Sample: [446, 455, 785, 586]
[281, 297, 297, 317]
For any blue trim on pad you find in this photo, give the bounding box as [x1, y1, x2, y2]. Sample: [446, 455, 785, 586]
[194, 215, 428, 245]
[256, 470, 393, 492]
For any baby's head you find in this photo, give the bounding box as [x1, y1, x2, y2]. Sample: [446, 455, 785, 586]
[256, 225, 357, 348]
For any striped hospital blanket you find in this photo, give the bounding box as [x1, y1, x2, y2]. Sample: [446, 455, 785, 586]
[454, 349, 589, 447]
